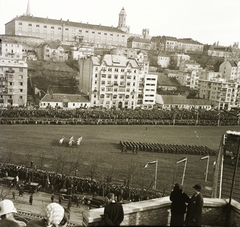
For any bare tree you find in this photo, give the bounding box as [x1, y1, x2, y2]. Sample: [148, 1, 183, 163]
[51, 148, 68, 174]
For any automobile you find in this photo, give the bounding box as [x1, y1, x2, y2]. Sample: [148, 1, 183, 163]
[24, 182, 41, 193]
[89, 196, 107, 208]
[0, 177, 15, 187]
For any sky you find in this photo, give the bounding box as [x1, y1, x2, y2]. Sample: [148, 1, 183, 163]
[0, 0, 240, 46]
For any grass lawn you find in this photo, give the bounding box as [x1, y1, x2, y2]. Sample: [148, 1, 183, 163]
[1, 124, 240, 197]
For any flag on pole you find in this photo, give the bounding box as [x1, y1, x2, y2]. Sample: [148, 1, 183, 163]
[200, 155, 209, 160]
[144, 160, 157, 168]
[176, 157, 187, 164]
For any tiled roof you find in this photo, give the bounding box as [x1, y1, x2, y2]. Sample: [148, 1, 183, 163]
[228, 60, 238, 67]
[161, 95, 188, 104]
[9, 15, 126, 33]
[41, 93, 90, 103]
[178, 38, 203, 45]
[100, 54, 139, 68]
[127, 36, 151, 43]
[187, 99, 212, 105]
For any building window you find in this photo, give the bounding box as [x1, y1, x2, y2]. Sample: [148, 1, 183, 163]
[104, 33, 107, 35]
[36, 24, 40, 27]
[85, 31, 88, 33]
[98, 32, 101, 34]
[28, 24, 32, 26]
[65, 28, 69, 31]
[19, 22, 22, 25]
[58, 27, 61, 30]
[20, 89, 23, 92]
[79, 30, 82, 32]
[19, 82, 23, 86]
[51, 26, 54, 29]
[44, 25, 47, 28]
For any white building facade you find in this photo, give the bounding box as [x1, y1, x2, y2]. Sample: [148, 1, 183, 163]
[0, 58, 28, 107]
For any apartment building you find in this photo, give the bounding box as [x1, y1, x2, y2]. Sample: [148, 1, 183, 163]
[198, 77, 240, 110]
[178, 60, 202, 89]
[0, 58, 28, 107]
[0, 38, 23, 59]
[219, 60, 240, 81]
[5, 7, 129, 48]
[78, 54, 157, 109]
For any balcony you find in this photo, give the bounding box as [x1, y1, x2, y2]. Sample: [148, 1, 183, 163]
[82, 197, 240, 227]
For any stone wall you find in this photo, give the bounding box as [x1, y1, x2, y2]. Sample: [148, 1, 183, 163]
[82, 197, 240, 226]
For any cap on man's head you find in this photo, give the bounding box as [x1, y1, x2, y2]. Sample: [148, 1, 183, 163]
[106, 193, 115, 200]
[193, 184, 201, 191]
[174, 183, 180, 189]
[0, 199, 17, 216]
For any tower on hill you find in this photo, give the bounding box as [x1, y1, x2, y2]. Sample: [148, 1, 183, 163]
[26, 0, 31, 16]
[118, 7, 130, 33]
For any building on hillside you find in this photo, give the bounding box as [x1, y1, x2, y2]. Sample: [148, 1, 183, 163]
[35, 41, 69, 61]
[178, 60, 202, 89]
[0, 37, 23, 59]
[219, 59, 240, 81]
[39, 93, 90, 109]
[178, 38, 204, 53]
[127, 37, 151, 50]
[0, 58, 28, 107]
[170, 53, 190, 68]
[69, 43, 94, 60]
[198, 77, 240, 110]
[5, 5, 129, 48]
[205, 42, 232, 57]
[110, 47, 138, 58]
[155, 94, 211, 110]
[157, 53, 170, 68]
[151, 36, 204, 53]
[164, 69, 179, 78]
[78, 54, 157, 109]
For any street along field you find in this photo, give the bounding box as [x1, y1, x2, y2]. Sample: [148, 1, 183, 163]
[1, 124, 240, 197]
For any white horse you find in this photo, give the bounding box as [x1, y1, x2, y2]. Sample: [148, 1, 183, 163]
[59, 137, 65, 146]
[69, 136, 75, 147]
[76, 136, 83, 146]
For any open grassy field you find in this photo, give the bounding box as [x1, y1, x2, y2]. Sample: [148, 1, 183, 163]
[1, 124, 240, 197]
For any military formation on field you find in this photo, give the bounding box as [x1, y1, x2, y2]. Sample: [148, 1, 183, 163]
[119, 141, 216, 156]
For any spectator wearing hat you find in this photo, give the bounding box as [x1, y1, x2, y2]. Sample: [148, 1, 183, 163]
[0, 219, 20, 227]
[0, 199, 26, 227]
[104, 193, 124, 226]
[26, 202, 69, 227]
[185, 184, 203, 227]
[170, 183, 190, 226]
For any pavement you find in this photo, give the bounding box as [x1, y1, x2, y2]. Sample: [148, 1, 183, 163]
[1, 186, 89, 226]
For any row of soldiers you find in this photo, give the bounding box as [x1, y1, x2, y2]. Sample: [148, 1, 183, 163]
[120, 141, 216, 156]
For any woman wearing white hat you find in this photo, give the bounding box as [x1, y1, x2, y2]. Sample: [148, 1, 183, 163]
[0, 199, 26, 227]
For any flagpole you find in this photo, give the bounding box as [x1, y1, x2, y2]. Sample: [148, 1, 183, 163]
[154, 159, 158, 190]
[205, 156, 209, 182]
[182, 158, 187, 185]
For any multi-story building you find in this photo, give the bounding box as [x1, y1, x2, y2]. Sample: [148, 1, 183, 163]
[151, 36, 204, 54]
[219, 59, 240, 81]
[70, 43, 94, 60]
[206, 44, 232, 58]
[5, 5, 129, 48]
[0, 38, 23, 59]
[35, 41, 69, 61]
[157, 53, 170, 68]
[127, 37, 151, 50]
[78, 54, 157, 109]
[0, 58, 28, 107]
[198, 76, 240, 110]
[178, 60, 202, 89]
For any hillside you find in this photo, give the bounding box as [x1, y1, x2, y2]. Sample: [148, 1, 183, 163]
[27, 60, 80, 101]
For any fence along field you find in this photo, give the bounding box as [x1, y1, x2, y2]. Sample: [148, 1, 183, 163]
[1, 124, 239, 197]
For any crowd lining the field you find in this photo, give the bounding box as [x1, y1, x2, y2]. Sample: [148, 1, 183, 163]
[0, 163, 162, 204]
[0, 107, 239, 125]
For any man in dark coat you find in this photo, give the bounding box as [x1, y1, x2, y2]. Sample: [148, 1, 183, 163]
[170, 183, 190, 226]
[185, 184, 203, 227]
[104, 193, 124, 226]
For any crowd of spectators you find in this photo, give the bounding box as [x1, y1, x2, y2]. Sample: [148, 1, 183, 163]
[0, 107, 239, 126]
[0, 163, 162, 204]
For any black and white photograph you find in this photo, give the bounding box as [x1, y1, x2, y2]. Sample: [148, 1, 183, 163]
[0, 0, 240, 226]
